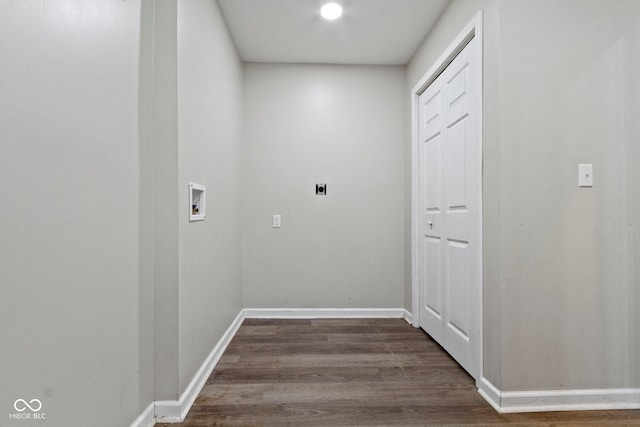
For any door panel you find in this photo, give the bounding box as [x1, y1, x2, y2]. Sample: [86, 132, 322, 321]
[424, 134, 442, 211]
[418, 69, 445, 342]
[423, 90, 442, 140]
[418, 37, 480, 379]
[446, 118, 467, 209]
[447, 240, 470, 339]
[425, 237, 442, 319]
[446, 63, 469, 126]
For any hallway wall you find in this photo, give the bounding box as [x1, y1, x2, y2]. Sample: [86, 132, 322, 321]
[242, 63, 405, 309]
[494, 0, 640, 392]
[177, 0, 244, 395]
[0, 1, 145, 425]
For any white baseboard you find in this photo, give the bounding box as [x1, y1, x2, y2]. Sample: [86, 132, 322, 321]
[478, 377, 501, 412]
[500, 388, 640, 413]
[478, 377, 640, 413]
[403, 309, 413, 325]
[153, 400, 181, 423]
[130, 402, 155, 427]
[176, 310, 245, 420]
[243, 308, 406, 319]
[153, 310, 245, 424]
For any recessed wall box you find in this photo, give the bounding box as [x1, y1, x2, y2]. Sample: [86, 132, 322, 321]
[189, 182, 206, 221]
[316, 183, 327, 195]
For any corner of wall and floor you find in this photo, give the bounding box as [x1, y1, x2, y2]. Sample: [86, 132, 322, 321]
[132, 308, 412, 426]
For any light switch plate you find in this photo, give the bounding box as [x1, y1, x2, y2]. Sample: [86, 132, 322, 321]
[578, 164, 593, 187]
[272, 214, 281, 228]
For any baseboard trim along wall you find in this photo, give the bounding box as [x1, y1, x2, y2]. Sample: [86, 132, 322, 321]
[174, 310, 246, 421]
[403, 309, 413, 325]
[477, 377, 502, 412]
[132, 307, 406, 426]
[130, 402, 155, 427]
[153, 400, 181, 423]
[243, 307, 407, 319]
[138, 310, 245, 426]
[478, 377, 640, 413]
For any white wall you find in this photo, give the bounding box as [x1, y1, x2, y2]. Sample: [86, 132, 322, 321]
[177, 0, 244, 394]
[0, 0, 246, 424]
[407, 0, 640, 392]
[141, 0, 181, 403]
[495, 0, 639, 391]
[242, 64, 405, 309]
[0, 1, 145, 425]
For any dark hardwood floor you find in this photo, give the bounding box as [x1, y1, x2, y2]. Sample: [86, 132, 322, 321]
[158, 318, 640, 426]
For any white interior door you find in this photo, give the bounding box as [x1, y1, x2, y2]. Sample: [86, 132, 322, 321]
[418, 37, 480, 379]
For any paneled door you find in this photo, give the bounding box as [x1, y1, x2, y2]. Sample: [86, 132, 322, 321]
[418, 36, 480, 379]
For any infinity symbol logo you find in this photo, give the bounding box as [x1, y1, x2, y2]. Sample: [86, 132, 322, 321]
[14, 399, 42, 412]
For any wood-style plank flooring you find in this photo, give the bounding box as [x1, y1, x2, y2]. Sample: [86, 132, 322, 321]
[158, 318, 640, 426]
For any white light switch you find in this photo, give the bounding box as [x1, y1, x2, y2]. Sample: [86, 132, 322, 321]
[579, 164, 593, 187]
[272, 214, 281, 228]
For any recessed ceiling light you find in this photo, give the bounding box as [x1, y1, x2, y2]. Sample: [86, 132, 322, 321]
[321, 2, 343, 20]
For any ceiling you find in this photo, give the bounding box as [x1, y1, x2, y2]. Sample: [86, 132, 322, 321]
[216, 0, 450, 65]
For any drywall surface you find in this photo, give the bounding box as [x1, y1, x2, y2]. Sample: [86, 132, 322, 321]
[137, 0, 157, 411]
[633, 14, 640, 385]
[177, 0, 244, 394]
[242, 64, 405, 309]
[408, 0, 640, 392]
[406, 0, 502, 387]
[0, 1, 144, 425]
[139, 0, 182, 403]
[496, 0, 639, 391]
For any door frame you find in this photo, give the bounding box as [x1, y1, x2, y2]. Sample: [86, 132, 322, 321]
[411, 10, 484, 382]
